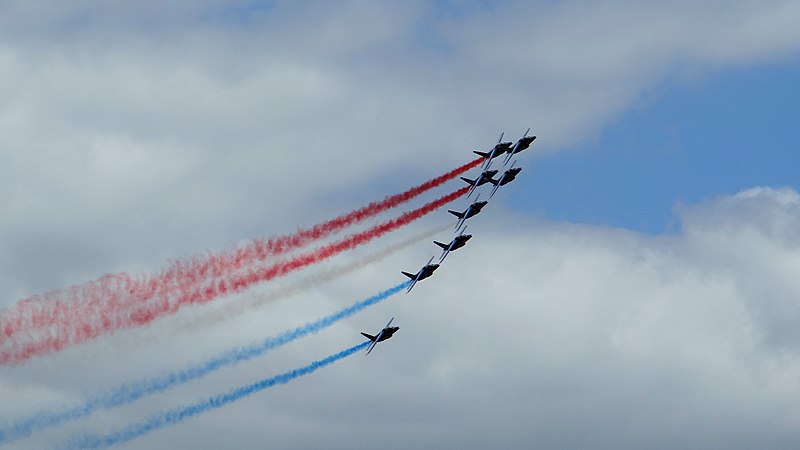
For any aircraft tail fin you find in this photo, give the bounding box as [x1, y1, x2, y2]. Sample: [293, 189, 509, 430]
[448, 210, 464, 219]
[433, 241, 449, 250]
[473, 150, 490, 158]
[401, 271, 416, 280]
[487, 178, 500, 186]
[460, 176, 475, 185]
[361, 332, 376, 341]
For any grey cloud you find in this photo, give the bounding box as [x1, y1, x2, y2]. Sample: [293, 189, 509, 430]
[676, 187, 800, 352]
[2, 2, 800, 448]
[4, 188, 800, 449]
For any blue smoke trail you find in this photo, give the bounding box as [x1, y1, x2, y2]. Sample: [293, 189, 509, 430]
[0, 282, 407, 445]
[64, 341, 369, 449]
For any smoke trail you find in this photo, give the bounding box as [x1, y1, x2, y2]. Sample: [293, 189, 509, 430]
[77, 224, 447, 360]
[64, 341, 369, 449]
[1, 186, 468, 365]
[169, 223, 450, 338]
[124, 187, 467, 327]
[82, 223, 448, 357]
[0, 158, 481, 348]
[0, 283, 406, 444]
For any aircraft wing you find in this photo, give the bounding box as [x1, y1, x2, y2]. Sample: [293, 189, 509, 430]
[482, 132, 504, 169]
[365, 318, 394, 355]
[466, 179, 478, 198]
[407, 257, 434, 292]
[406, 277, 419, 293]
[504, 128, 530, 165]
[490, 169, 511, 197]
[454, 211, 467, 230]
[489, 177, 503, 198]
[439, 240, 456, 263]
[365, 337, 380, 355]
[440, 226, 467, 262]
[490, 166, 514, 198]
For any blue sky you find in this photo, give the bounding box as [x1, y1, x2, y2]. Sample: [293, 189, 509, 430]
[512, 57, 800, 233]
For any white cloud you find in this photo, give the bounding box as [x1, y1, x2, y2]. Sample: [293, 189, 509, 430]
[3, 186, 800, 449]
[1, 0, 798, 299]
[1, 1, 800, 448]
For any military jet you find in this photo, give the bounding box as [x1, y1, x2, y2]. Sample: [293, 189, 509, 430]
[434, 226, 472, 262]
[461, 168, 498, 197]
[361, 317, 399, 355]
[402, 256, 440, 293]
[448, 194, 488, 230]
[474, 132, 513, 168]
[489, 161, 523, 198]
[503, 128, 536, 165]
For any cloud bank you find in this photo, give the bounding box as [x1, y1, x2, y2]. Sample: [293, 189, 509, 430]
[1, 1, 800, 448]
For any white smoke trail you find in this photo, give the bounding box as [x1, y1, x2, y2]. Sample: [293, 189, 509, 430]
[82, 223, 449, 357]
[170, 222, 450, 336]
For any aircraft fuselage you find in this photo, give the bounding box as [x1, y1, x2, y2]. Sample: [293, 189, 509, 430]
[499, 168, 522, 186]
[476, 170, 498, 185]
[449, 234, 472, 250]
[376, 327, 398, 342]
[416, 264, 439, 280]
[474, 142, 513, 160]
[464, 201, 487, 219]
[509, 136, 536, 156]
[361, 326, 399, 344]
[402, 263, 439, 283]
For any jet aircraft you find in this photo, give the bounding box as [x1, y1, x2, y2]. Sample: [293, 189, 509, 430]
[361, 317, 399, 355]
[434, 226, 472, 262]
[489, 161, 522, 198]
[474, 132, 513, 168]
[402, 256, 440, 293]
[448, 194, 488, 230]
[461, 168, 498, 197]
[503, 128, 536, 165]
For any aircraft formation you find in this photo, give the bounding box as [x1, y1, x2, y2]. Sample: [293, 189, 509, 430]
[0, 128, 536, 448]
[362, 128, 536, 354]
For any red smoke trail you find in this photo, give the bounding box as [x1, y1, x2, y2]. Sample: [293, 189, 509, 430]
[0, 159, 481, 349]
[0, 186, 470, 365]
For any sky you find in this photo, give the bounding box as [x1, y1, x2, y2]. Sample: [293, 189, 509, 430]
[1, 1, 800, 449]
[515, 57, 800, 233]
